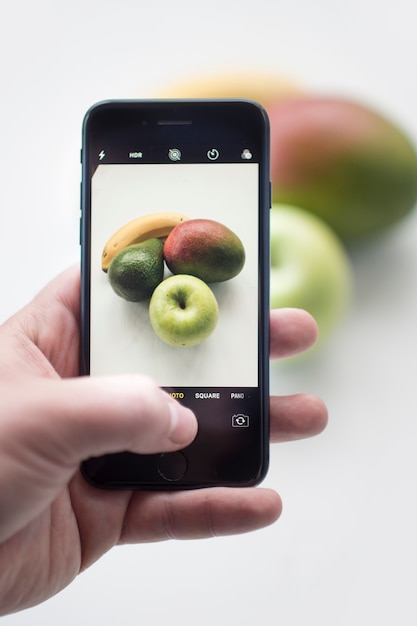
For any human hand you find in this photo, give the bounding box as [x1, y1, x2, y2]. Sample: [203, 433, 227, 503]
[0, 265, 327, 615]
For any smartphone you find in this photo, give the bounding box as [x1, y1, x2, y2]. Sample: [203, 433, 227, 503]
[80, 99, 270, 489]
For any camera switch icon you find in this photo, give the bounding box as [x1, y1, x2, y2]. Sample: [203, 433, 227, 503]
[232, 414, 250, 427]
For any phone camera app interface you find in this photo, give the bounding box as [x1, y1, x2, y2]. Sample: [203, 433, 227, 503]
[87, 113, 264, 472]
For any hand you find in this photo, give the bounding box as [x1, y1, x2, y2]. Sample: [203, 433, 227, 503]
[0, 265, 327, 615]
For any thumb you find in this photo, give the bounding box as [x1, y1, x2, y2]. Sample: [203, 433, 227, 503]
[1, 375, 197, 463]
[0, 376, 197, 540]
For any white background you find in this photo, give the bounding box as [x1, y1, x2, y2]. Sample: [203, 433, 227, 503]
[1, 1, 417, 624]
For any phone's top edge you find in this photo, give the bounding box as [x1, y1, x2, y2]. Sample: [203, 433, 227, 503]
[82, 98, 269, 125]
[86, 97, 265, 106]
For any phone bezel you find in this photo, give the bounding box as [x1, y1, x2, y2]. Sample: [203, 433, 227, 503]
[80, 99, 270, 489]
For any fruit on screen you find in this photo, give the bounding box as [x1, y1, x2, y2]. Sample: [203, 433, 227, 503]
[104, 214, 245, 347]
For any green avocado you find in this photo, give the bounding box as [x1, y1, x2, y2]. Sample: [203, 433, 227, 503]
[108, 238, 164, 302]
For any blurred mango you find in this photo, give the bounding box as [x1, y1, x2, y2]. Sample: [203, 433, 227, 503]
[269, 96, 417, 240]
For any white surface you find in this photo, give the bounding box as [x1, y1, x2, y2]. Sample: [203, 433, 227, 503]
[1, 0, 417, 624]
[90, 163, 258, 386]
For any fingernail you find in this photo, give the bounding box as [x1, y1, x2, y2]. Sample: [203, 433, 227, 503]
[168, 402, 198, 446]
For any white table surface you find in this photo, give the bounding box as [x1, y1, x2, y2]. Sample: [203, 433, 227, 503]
[2, 1, 417, 624]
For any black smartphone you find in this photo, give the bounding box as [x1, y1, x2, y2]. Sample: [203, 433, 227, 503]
[80, 99, 270, 489]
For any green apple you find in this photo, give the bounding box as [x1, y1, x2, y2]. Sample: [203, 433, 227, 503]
[270, 204, 353, 342]
[269, 96, 417, 240]
[149, 274, 219, 347]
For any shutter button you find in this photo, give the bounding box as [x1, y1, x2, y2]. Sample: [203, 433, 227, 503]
[157, 452, 187, 481]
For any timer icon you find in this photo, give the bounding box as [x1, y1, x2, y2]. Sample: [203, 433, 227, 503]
[207, 148, 220, 161]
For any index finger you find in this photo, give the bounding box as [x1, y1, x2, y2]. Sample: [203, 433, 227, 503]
[270, 308, 318, 360]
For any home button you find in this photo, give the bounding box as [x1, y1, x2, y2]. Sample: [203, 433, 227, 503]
[157, 452, 187, 482]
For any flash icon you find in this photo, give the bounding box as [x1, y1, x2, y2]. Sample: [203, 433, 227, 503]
[98, 150, 106, 160]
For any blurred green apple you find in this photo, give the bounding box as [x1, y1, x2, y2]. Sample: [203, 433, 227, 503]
[270, 97, 417, 240]
[149, 274, 219, 347]
[270, 204, 353, 342]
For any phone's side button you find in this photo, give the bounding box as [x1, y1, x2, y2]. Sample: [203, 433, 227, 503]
[157, 452, 187, 482]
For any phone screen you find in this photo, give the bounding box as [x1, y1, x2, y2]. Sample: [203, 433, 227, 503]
[80, 100, 270, 488]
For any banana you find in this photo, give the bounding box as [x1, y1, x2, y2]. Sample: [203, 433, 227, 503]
[101, 211, 189, 271]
